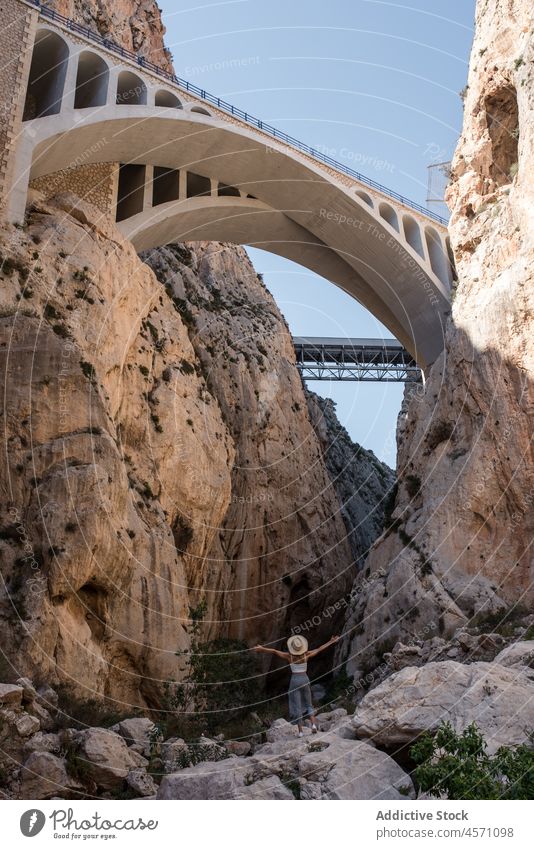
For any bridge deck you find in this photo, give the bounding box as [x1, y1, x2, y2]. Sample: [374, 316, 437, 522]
[25, 0, 447, 227]
[293, 337, 422, 382]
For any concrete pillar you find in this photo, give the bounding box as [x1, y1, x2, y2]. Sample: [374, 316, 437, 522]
[179, 169, 187, 200]
[106, 66, 120, 107]
[210, 178, 218, 197]
[60, 47, 80, 114]
[143, 164, 154, 210]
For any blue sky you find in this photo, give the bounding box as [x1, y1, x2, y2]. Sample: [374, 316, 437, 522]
[162, 0, 476, 465]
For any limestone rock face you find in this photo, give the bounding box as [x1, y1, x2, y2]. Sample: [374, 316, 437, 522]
[0, 192, 382, 705]
[0, 194, 234, 706]
[143, 243, 355, 652]
[340, 0, 534, 674]
[47, 0, 174, 72]
[352, 660, 534, 754]
[305, 390, 395, 569]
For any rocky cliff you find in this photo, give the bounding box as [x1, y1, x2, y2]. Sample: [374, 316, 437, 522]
[340, 0, 534, 679]
[47, 0, 174, 71]
[305, 390, 395, 570]
[142, 242, 362, 653]
[0, 192, 391, 704]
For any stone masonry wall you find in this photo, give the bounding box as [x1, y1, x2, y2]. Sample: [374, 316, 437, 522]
[0, 0, 38, 218]
[30, 163, 118, 217]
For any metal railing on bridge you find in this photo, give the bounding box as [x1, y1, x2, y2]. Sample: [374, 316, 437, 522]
[293, 337, 422, 382]
[25, 0, 447, 226]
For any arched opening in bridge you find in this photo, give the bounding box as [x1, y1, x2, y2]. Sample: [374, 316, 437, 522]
[425, 227, 450, 285]
[116, 71, 147, 105]
[402, 215, 425, 258]
[218, 183, 241, 197]
[190, 106, 211, 116]
[23, 30, 69, 120]
[355, 190, 373, 208]
[153, 167, 180, 206]
[74, 51, 109, 109]
[378, 202, 399, 232]
[484, 85, 519, 188]
[155, 89, 182, 108]
[116, 164, 146, 221]
[187, 172, 211, 198]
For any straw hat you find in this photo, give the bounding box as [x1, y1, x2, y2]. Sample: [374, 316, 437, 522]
[287, 635, 308, 655]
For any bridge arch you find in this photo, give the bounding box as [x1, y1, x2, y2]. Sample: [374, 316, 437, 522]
[189, 105, 211, 116]
[402, 214, 425, 259]
[12, 23, 452, 370]
[425, 226, 451, 286]
[155, 89, 182, 109]
[116, 70, 147, 105]
[74, 51, 110, 109]
[378, 201, 399, 232]
[355, 190, 374, 208]
[23, 29, 69, 120]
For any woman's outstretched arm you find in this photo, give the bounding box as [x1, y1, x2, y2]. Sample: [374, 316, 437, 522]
[306, 635, 340, 659]
[252, 645, 290, 660]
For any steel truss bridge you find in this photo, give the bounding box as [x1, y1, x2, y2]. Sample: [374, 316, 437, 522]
[293, 338, 422, 383]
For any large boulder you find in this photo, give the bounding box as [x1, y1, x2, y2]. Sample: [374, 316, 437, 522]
[353, 661, 534, 753]
[0, 684, 23, 708]
[298, 736, 414, 800]
[158, 716, 414, 801]
[157, 758, 292, 800]
[79, 728, 147, 790]
[20, 752, 82, 799]
[494, 641, 534, 669]
[126, 768, 159, 797]
[265, 718, 299, 743]
[115, 718, 156, 756]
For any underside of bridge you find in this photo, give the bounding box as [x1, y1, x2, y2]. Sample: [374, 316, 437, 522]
[8, 19, 454, 370]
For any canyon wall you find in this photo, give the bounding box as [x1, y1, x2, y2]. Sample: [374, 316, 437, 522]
[340, 0, 534, 678]
[47, 0, 174, 71]
[0, 190, 391, 704]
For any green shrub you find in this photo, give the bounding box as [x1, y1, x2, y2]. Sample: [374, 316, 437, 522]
[80, 360, 96, 382]
[163, 603, 261, 737]
[411, 721, 534, 800]
[405, 474, 421, 498]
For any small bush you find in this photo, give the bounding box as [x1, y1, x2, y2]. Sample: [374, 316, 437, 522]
[405, 474, 421, 498]
[426, 420, 453, 451]
[44, 304, 61, 320]
[80, 360, 96, 382]
[56, 686, 136, 731]
[52, 323, 70, 339]
[172, 514, 194, 553]
[411, 721, 534, 800]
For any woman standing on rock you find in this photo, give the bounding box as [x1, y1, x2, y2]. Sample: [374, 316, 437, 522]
[253, 634, 340, 737]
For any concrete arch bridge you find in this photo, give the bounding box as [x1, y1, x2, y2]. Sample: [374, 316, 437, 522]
[5, 1, 455, 368]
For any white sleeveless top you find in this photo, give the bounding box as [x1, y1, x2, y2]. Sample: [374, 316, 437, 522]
[289, 658, 307, 673]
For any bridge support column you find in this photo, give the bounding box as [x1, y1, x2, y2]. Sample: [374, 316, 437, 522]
[59, 47, 80, 114]
[143, 164, 154, 211]
[179, 169, 187, 200]
[210, 178, 218, 197]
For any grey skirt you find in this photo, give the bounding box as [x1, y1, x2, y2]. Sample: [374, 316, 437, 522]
[288, 672, 314, 724]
